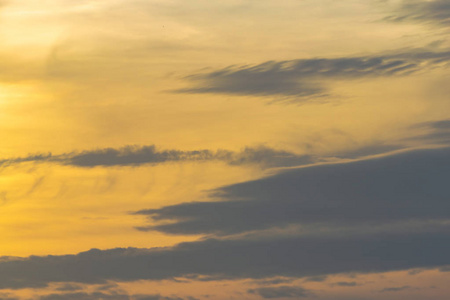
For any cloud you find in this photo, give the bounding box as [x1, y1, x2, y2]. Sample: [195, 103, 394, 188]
[39, 292, 131, 300]
[247, 286, 311, 298]
[334, 281, 358, 287]
[67, 145, 314, 168]
[0, 226, 449, 289]
[175, 51, 450, 100]
[411, 119, 450, 144]
[387, 0, 450, 25]
[0, 145, 315, 169]
[135, 148, 450, 236]
[0, 148, 449, 289]
[379, 285, 412, 293]
[38, 292, 197, 300]
[54, 283, 83, 291]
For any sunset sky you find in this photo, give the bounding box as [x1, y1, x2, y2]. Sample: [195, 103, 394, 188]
[1, 0, 450, 299]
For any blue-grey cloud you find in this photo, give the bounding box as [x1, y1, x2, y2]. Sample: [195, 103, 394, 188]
[0, 145, 314, 169]
[54, 283, 83, 292]
[0, 228, 449, 289]
[38, 292, 197, 300]
[334, 281, 359, 287]
[0, 148, 449, 290]
[387, 0, 450, 25]
[0, 143, 407, 170]
[379, 285, 412, 293]
[135, 148, 450, 236]
[175, 51, 450, 100]
[247, 286, 311, 298]
[411, 119, 450, 144]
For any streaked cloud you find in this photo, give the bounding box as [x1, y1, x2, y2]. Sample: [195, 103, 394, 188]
[247, 286, 311, 298]
[379, 285, 412, 293]
[175, 51, 450, 101]
[0, 228, 449, 289]
[135, 148, 450, 236]
[0, 149, 449, 289]
[38, 292, 198, 300]
[0, 145, 314, 169]
[387, 0, 450, 26]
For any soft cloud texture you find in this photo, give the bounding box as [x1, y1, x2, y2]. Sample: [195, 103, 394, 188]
[0, 145, 314, 169]
[136, 148, 450, 236]
[387, 0, 450, 25]
[247, 286, 311, 298]
[176, 51, 450, 100]
[0, 148, 449, 290]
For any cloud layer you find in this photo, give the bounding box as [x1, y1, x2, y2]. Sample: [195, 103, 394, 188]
[0, 145, 314, 169]
[388, 0, 450, 25]
[176, 51, 450, 100]
[136, 147, 450, 235]
[0, 148, 449, 289]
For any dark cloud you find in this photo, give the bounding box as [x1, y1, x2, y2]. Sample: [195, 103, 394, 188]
[407, 119, 450, 146]
[303, 276, 328, 283]
[0, 148, 449, 289]
[379, 285, 412, 293]
[247, 286, 311, 298]
[39, 292, 130, 300]
[54, 283, 83, 291]
[37, 292, 197, 300]
[334, 281, 358, 287]
[135, 148, 450, 236]
[251, 278, 295, 286]
[0, 224, 449, 289]
[175, 51, 450, 100]
[0, 143, 408, 170]
[0, 145, 314, 169]
[0, 153, 52, 168]
[67, 145, 314, 168]
[387, 0, 450, 25]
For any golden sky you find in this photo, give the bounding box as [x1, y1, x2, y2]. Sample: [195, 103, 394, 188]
[1, 0, 450, 299]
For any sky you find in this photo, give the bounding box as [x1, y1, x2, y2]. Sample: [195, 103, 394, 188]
[1, 0, 450, 299]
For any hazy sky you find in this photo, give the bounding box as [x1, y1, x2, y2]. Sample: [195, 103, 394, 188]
[1, 0, 450, 299]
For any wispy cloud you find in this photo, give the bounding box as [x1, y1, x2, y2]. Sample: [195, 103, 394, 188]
[135, 148, 450, 236]
[0, 228, 449, 289]
[175, 51, 450, 101]
[247, 286, 311, 298]
[0, 149, 449, 289]
[0, 145, 314, 169]
[386, 0, 450, 26]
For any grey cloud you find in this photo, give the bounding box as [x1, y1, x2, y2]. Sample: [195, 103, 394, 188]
[334, 281, 358, 287]
[38, 292, 196, 300]
[0, 145, 314, 169]
[1, 148, 449, 289]
[248, 286, 311, 298]
[387, 0, 450, 25]
[67, 145, 314, 168]
[135, 148, 450, 236]
[303, 276, 328, 282]
[0, 227, 450, 289]
[379, 285, 412, 293]
[251, 278, 295, 286]
[331, 144, 403, 159]
[1, 142, 408, 170]
[410, 119, 450, 144]
[0, 153, 52, 168]
[39, 292, 130, 300]
[54, 283, 83, 291]
[175, 51, 450, 100]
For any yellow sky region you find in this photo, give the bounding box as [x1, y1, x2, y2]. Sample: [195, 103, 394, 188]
[0, 0, 450, 299]
[1, 69, 446, 158]
[0, 0, 447, 158]
[0, 161, 263, 256]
